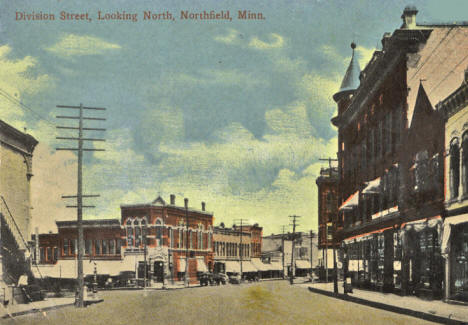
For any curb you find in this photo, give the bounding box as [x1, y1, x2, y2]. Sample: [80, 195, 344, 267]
[1, 302, 75, 319]
[307, 287, 464, 325]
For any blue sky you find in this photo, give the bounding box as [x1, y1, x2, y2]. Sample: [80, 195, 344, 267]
[1, 0, 466, 234]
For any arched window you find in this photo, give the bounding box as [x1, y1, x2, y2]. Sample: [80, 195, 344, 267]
[463, 132, 468, 196]
[451, 138, 460, 199]
[155, 219, 163, 245]
[189, 230, 193, 249]
[126, 219, 133, 247]
[134, 219, 141, 248]
[198, 224, 204, 249]
[169, 228, 173, 248]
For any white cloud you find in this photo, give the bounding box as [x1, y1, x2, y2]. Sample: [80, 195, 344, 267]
[0, 45, 53, 129]
[46, 34, 121, 57]
[214, 28, 243, 45]
[249, 33, 285, 50]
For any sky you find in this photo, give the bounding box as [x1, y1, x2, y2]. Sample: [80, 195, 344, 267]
[1, 0, 467, 235]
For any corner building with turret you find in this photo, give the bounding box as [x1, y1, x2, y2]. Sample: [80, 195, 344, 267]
[332, 6, 468, 299]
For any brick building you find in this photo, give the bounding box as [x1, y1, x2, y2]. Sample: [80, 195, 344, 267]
[120, 195, 213, 284]
[332, 6, 468, 298]
[315, 165, 339, 274]
[213, 224, 256, 277]
[0, 120, 37, 291]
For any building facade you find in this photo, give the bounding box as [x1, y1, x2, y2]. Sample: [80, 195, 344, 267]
[439, 69, 468, 302]
[213, 224, 256, 276]
[121, 195, 213, 284]
[0, 120, 37, 289]
[332, 7, 468, 298]
[316, 166, 339, 275]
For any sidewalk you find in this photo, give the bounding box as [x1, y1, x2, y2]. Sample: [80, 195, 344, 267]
[0, 297, 75, 319]
[304, 281, 468, 324]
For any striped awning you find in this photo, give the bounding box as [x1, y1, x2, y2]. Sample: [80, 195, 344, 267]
[339, 191, 359, 211]
[362, 177, 381, 194]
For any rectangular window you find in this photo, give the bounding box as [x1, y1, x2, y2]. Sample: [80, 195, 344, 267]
[47, 247, 52, 262]
[85, 239, 91, 255]
[70, 239, 76, 255]
[103, 240, 108, 255]
[54, 247, 58, 261]
[116, 239, 121, 255]
[63, 239, 69, 256]
[40, 247, 45, 263]
[95, 240, 101, 255]
[110, 239, 115, 255]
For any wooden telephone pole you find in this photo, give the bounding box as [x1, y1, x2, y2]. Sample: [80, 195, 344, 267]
[234, 218, 248, 281]
[289, 215, 300, 285]
[56, 104, 106, 308]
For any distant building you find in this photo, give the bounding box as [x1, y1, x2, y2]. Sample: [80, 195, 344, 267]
[212, 224, 256, 277]
[0, 120, 37, 290]
[315, 165, 339, 274]
[262, 232, 318, 278]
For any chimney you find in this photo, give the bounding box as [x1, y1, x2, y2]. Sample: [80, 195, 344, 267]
[184, 198, 188, 209]
[201, 202, 206, 211]
[170, 194, 175, 205]
[401, 6, 418, 29]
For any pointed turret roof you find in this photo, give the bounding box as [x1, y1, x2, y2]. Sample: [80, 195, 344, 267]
[333, 42, 361, 102]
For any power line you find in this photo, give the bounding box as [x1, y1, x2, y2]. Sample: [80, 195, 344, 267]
[0, 88, 55, 127]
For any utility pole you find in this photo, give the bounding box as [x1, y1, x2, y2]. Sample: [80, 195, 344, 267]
[184, 198, 189, 288]
[289, 215, 300, 285]
[56, 104, 105, 308]
[309, 230, 314, 278]
[234, 218, 248, 282]
[281, 225, 287, 280]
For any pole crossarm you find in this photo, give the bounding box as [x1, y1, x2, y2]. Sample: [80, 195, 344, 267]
[57, 105, 106, 110]
[62, 195, 100, 199]
[56, 116, 106, 121]
[56, 137, 105, 141]
[56, 148, 105, 151]
[66, 205, 96, 208]
[57, 126, 106, 131]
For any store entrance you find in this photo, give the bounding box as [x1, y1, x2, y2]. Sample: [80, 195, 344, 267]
[154, 261, 164, 282]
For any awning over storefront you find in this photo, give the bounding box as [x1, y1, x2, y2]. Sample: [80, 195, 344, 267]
[295, 260, 311, 269]
[196, 257, 208, 272]
[178, 258, 186, 273]
[241, 261, 257, 273]
[339, 191, 359, 211]
[251, 258, 270, 271]
[225, 261, 241, 273]
[362, 177, 381, 194]
[441, 214, 468, 255]
[268, 261, 283, 271]
[32, 258, 135, 279]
